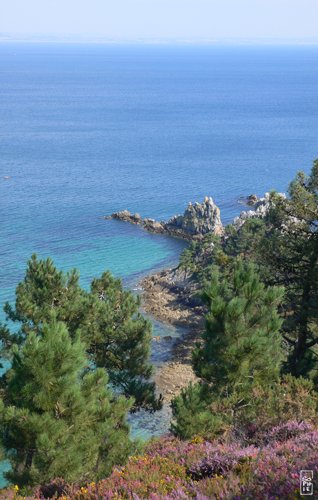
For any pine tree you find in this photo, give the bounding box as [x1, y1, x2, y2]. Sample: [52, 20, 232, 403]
[0, 321, 134, 487]
[172, 263, 284, 438]
[2, 255, 159, 411]
[193, 262, 284, 392]
[171, 383, 229, 440]
[259, 159, 318, 377]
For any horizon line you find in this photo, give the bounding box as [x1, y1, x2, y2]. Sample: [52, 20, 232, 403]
[1, 33, 318, 47]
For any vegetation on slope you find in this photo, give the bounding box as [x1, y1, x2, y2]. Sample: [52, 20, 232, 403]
[172, 160, 318, 444]
[0, 256, 160, 412]
[180, 160, 318, 380]
[1, 160, 318, 498]
[3, 419, 318, 498]
[0, 322, 135, 486]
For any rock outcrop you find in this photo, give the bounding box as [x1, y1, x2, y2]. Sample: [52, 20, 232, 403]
[246, 194, 259, 206]
[165, 196, 223, 237]
[234, 192, 286, 229]
[110, 210, 142, 225]
[106, 196, 223, 240]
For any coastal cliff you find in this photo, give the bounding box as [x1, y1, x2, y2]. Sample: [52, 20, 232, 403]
[106, 196, 223, 240]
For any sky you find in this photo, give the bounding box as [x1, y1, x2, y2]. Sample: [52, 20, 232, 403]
[1, 0, 318, 43]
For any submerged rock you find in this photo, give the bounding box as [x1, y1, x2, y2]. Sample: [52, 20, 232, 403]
[106, 196, 223, 240]
[246, 194, 259, 206]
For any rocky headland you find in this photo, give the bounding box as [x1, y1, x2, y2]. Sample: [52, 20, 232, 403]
[108, 192, 285, 401]
[105, 196, 224, 240]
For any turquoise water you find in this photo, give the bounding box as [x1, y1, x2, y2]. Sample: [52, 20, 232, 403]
[1, 43, 318, 486]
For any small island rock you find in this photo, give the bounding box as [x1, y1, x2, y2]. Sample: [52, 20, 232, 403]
[106, 196, 223, 240]
[246, 194, 259, 206]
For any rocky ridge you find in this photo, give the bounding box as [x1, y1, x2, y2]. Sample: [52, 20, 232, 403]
[106, 196, 223, 240]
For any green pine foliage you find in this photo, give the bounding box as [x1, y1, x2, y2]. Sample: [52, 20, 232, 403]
[172, 161, 318, 440]
[177, 159, 318, 391]
[171, 373, 318, 440]
[257, 160, 318, 378]
[0, 321, 135, 487]
[171, 383, 230, 440]
[1, 159, 318, 490]
[193, 262, 284, 391]
[172, 262, 285, 439]
[224, 217, 266, 260]
[2, 255, 159, 411]
[179, 234, 225, 276]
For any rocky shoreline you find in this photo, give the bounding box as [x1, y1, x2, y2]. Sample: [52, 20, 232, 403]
[105, 196, 224, 401]
[140, 268, 203, 329]
[111, 192, 285, 402]
[140, 267, 204, 401]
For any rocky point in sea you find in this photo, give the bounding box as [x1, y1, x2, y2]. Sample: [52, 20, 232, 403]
[106, 191, 287, 401]
[233, 192, 286, 229]
[105, 196, 224, 240]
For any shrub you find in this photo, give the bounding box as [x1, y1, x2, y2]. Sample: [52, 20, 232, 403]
[2, 420, 318, 499]
[188, 444, 258, 480]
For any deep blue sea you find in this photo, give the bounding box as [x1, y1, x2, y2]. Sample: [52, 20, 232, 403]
[0, 43, 318, 485]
